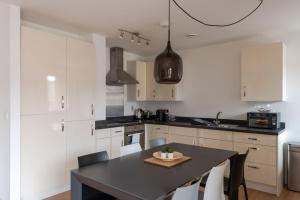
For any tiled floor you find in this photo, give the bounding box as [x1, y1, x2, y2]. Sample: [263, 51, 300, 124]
[45, 188, 300, 200]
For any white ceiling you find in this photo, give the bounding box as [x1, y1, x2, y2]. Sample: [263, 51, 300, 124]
[2, 0, 300, 55]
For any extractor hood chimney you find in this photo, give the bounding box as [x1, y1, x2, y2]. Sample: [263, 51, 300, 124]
[106, 47, 139, 86]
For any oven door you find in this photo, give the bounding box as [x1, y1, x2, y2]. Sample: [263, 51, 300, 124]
[124, 132, 145, 149]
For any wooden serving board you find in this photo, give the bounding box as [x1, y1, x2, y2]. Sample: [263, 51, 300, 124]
[144, 156, 191, 168]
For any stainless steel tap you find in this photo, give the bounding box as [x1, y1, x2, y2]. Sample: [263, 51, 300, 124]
[214, 112, 222, 126]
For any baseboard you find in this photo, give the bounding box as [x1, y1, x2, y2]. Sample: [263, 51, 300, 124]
[246, 181, 279, 196]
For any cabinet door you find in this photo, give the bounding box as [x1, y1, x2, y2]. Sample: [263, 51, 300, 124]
[21, 26, 67, 115]
[96, 138, 111, 158]
[21, 114, 67, 200]
[66, 120, 95, 172]
[241, 42, 286, 101]
[136, 61, 147, 101]
[199, 138, 233, 151]
[111, 135, 124, 159]
[146, 62, 158, 100]
[66, 38, 96, 121]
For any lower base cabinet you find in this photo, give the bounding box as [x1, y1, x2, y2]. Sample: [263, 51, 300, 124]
[21, 114, 67, 200]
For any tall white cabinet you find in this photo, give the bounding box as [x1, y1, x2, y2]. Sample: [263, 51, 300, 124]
[21, 26, 96, 200]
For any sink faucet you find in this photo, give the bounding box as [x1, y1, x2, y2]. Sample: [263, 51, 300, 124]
[214, 112, 222, 126]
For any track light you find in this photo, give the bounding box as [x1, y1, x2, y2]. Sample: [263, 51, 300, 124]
[118, 29, 150, 47]
[119, 31, 124, 39]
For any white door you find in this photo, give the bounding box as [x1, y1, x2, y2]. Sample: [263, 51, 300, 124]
[111, 135, 124, 159]
[66, 120, 95, 176]
[96, 138, 111, 158]
[66, 38, 96, 121]
[21, 114, 67, 200]
[21, 26, 67, 115]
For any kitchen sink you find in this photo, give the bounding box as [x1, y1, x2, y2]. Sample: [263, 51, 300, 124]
[217, 124, 240, 128]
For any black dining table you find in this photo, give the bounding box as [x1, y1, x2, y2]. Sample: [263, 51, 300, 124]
[71, 143, 236, 200]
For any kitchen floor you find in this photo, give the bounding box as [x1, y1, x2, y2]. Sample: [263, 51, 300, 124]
[45, 188, 300, 200]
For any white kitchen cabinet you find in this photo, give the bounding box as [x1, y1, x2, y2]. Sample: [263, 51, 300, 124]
[148, 125, 169, 142]
[66, 38, 96, 121]
[169, 134, 197, 145]
[127, 61, 183, 101]
[241, 42, 286, 101]
[168, 126, 197, 145]
[66, 120, 95, 172]
[21, 26, 67, 115]
[96, 138, 111, 157]
[111, 134, 124, 159]
[199, 138, 233, 151]
[21, 114, 67, 200]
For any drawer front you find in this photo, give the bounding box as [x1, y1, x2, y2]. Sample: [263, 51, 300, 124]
[111, 127, 124, 137]
[169, 126, 197, 137]
[169, 135, 197, 145]
[244, 162, 277, 186]
[200, 129, 233, 141]
[234, 142, 276, 166]
[152, 125, 169, 133]
[233, 132, 277, 147]
[95, 128, 111, 139]
[199, 138, 233, 151]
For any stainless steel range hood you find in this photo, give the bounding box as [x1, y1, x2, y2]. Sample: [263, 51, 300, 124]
[106, 47, 139, 86]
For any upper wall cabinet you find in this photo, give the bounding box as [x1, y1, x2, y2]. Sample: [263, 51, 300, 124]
[241, 42, 286, 101]
[21, 26, 67, 115]
[127, 61, 183, 101]
[66, 39, 96, 121]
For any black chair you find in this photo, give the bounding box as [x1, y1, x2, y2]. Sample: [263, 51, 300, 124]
[200, 150, 249, 200]
[78, 151, 116, 200]
[149, 138, 167, 149]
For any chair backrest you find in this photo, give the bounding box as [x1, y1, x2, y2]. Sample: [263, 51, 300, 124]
[120, 143, 142, 156]
[78, 151, 109, 168]
[149, 138, 166, 149]
[171, 179, 200, 200]
[228, 149, 249, 195]
[203, 160, 229, 200]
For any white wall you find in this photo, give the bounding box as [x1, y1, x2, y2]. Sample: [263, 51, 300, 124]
[0, 2, 20, 200]
[144, 30, 300, 142]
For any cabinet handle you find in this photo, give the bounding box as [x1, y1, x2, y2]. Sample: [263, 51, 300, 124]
[249, 147, 260, 151]
[137, 88, 140, 97]
[247, 165, 260, 170]
[248, 137, 258, 141]
[61, 120, 65, 132]
[193, 140, 195, 145]
[172, 89, 174, 98]
[121, 140, 124, 147]
[153, 90, 156, 98]
[91, 124, 94, 136]
[61, 96, 65, 110]
[243, 86, 246, 97]
[91, 104, 94, 116]
[115, 130, 123, 133]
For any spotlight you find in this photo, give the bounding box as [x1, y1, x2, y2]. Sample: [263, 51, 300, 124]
[137, 38, 141, 45]
[119, 31, 124, 39]
[131, 34, 135, 42]
[146, 41, 149, 46]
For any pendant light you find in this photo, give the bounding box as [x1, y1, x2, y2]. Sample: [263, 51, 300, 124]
[154, 0, 183, 84]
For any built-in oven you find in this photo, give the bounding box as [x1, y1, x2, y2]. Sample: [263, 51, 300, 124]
[124, 124, 145, 149]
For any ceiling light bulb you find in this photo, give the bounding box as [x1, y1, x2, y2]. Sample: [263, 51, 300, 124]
[119, 31, 124, 39]
[146, 41, 149, 46]
[131, 35, 135, 42]
[137, 38, 141, 45]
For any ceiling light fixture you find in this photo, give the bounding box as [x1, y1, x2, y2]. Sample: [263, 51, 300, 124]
[154, 0, 265, 84]
[118, 29, 150, 46]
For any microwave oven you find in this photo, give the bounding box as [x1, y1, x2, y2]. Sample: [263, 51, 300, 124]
[247, 112, 281, 129]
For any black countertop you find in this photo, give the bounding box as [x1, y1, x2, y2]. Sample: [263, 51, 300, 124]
[95, 116, 286, 135]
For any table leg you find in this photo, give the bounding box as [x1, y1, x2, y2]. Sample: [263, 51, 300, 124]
[71, 173, 83, 200]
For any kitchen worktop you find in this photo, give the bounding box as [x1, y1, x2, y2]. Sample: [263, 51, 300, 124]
[95, 116, 286, 135]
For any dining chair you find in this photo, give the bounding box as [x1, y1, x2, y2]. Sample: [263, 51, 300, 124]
[78, 151, 109, 168]
[120, 143, 142, 156]
[149, 138, 166, 148]
[170, 160, 229, 200]
[200, 150, 249, 200]
[77, 151, 116, 200]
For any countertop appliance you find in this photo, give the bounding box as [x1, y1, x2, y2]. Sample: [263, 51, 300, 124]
[247, 112, 280, 129]
[156, 109, 169, 121]
[124, 124, 145, 149]
[134, 108, 144, 120]
[288, 143, 300, 192]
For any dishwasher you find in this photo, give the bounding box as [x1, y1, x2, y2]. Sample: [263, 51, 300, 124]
[288, 143, 300, 192]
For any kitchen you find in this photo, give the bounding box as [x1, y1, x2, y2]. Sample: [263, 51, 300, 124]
[1, 0, 300, 200]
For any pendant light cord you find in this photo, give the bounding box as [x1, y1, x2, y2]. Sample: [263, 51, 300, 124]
[168, 0, 171, 42]
[172, 0, 264, 27]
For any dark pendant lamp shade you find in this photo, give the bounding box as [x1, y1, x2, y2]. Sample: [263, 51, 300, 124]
[154, 42, 182, 84]
[154, 0, 183, 84]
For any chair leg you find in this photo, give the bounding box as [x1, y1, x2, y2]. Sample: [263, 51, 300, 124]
[242, 182, 249, 200]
